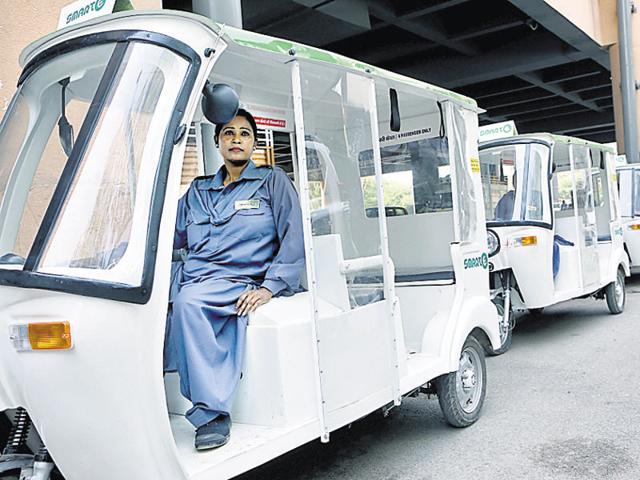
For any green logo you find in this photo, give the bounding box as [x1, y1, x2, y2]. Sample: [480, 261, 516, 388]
[66, 0, 109, 25]
[464, 253, 489, 270]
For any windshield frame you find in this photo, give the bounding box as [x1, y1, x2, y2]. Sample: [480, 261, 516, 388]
[479, 137, 553, 230]
[0, 30, 201, 304]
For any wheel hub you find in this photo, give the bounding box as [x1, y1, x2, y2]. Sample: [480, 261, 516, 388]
[456, 347, 483, 413]
[461, 367, 476, 390]
[615, 277, 623, 300]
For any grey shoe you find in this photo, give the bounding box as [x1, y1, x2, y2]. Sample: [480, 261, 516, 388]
[195, 414, 231, 451]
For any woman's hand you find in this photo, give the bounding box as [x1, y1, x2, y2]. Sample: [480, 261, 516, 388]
[236, 287, 273, 316]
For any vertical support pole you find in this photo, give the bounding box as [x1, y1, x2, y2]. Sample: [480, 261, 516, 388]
[366, 77, 401, 406]
[290, 60, 330, 443]
[618, 0, 639, 163]
[569, 144, 586, 291]
[442, 101, 462, 242]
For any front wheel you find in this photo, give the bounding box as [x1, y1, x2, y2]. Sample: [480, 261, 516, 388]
[435, 335, 487, 428]
[605, 267, 625, 314]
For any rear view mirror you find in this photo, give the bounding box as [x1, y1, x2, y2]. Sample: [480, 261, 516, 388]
[58, 116, 74, 157]
[201, 82, 240, 125]
[389, 88, 401, 132]
[58, 78, 74, 157]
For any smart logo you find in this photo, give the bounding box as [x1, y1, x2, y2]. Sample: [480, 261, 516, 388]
[65, 0, 107, 25]
[464, 253, 489, 270]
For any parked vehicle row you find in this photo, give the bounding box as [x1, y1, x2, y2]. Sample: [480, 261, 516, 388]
[0, 9, 631, 480]
[479, 134, 629, 353]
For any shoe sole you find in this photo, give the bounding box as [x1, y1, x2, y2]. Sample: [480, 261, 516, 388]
[195, 435, 230, 451]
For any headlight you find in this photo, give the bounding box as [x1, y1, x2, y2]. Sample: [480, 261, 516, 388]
[487, 229, 500, 257]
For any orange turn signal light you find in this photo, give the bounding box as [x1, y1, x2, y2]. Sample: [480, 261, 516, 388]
[629, 224, 640, 231]
[28, 322, 72, 350]
[514, 235, 538, 247]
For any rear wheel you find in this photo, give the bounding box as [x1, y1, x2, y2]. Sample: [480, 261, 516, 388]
[435, 336, 487, 427]
[605, 267, 625, 314]
[528, 307, 544, 316]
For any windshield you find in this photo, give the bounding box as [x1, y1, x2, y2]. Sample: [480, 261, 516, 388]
[479, 142, 551, 225]
[0, 40, 189, 286]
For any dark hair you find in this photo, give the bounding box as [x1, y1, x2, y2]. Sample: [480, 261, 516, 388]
[214, 108, 258, 145]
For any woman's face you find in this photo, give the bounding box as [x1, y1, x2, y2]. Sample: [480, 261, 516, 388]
[218, 116, 256, 166]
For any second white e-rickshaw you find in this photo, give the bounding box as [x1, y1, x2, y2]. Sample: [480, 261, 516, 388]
[479, 133, 629, 353]
[0, 10, 500, 480]
[617, 163, 640, 272]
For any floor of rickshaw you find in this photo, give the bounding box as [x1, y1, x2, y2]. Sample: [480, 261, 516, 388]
[169, 413, 319, 479]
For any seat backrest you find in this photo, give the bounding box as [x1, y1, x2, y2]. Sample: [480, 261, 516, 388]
[312, 233, 350, 311]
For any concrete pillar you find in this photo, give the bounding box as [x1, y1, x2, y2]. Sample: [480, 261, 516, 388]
[611, 0, 640, 160]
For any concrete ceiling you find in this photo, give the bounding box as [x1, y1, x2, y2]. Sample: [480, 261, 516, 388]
[167, 0, 615, 142]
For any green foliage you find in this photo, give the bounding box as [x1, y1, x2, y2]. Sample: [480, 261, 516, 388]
[361, 173, 414, 210]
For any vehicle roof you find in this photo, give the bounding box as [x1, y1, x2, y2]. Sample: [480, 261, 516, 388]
[19, 10, 478, 110]
[480, 132, 616, 153]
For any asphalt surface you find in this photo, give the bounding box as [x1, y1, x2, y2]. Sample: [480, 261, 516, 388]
[238, 277, 640, 480]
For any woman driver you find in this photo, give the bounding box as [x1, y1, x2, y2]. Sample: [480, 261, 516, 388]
[164, 109, 305, 450]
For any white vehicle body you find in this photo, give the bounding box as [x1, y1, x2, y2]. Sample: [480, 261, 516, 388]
[617, 164, 640, 273]
[479, 134, 629, 349]
[0, 11, 500, 480]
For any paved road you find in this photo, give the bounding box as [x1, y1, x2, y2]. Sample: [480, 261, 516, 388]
[238, 277, 640, 480]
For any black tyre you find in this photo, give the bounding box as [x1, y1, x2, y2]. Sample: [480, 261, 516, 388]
[605, 267, 625, 314]
[489, 302, 512, 356]
[528, 308, 544, 316]
[435, 335, 487, 428]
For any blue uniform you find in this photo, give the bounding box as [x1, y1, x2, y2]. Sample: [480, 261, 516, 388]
[164, 160, 304, 428]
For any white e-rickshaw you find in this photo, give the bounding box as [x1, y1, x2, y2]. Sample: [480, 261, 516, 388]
[479, 133, 629, 353]
[0, 11, 501, 480]
[616, 163, 640, 272]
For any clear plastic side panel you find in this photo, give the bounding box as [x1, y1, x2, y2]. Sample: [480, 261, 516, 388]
[300, 63, 384, 310]
[572, 144, 599, 286]
[37, 43, 189, 285]
[590, 150, 614, 238]
[606, 153, 619, 222]
[372, 81, 454, 278]
[634, 169, 640, 217]
[522, 144, 551, 223]
[297, 62, 394, 424]
[448, 103, 482, 245]
[480, 143, 521, 222]
[0, 44, 116, 268]
[618, 169, 633, 217]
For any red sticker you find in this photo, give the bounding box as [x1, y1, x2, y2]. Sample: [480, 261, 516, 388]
[255, 116, 286, 128]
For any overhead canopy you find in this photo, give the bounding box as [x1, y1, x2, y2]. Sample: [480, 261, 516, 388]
[232, 0, 614, 143]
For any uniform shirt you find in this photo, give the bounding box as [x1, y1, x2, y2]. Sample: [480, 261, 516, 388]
[174, 160, 304, 296]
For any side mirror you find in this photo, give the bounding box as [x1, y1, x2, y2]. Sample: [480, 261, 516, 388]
[201, 82, 239, 125]
[389, 88, 401, 132]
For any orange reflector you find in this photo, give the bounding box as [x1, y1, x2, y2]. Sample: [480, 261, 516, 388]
[28, 322, 72, 350]
[515, 235, 537, 247]
[629, 224, 640, 231]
